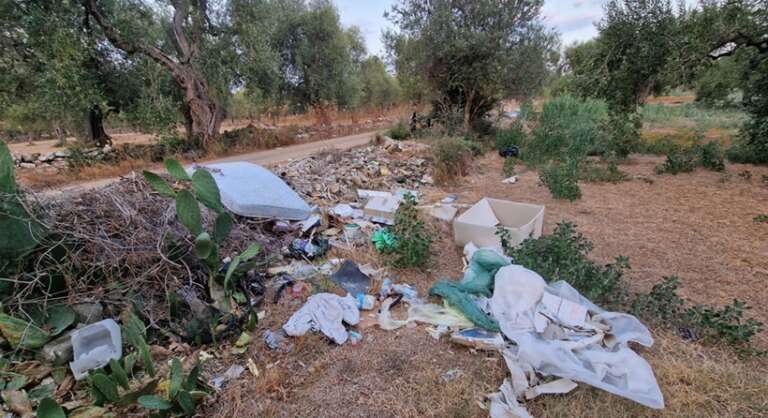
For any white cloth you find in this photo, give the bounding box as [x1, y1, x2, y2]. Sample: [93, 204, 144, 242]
[283, 294, 360, 344]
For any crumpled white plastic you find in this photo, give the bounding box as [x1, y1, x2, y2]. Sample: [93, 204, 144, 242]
[378, 297, 475, 331]
[489, 265, 665, 410]
[283, 293, 360, 344]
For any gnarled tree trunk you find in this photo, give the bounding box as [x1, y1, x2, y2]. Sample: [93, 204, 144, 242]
[86, 105, 112, 148]
[86, 0, 222, 148]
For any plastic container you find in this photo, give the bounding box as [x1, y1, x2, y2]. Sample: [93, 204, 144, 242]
[69, 319, 122, 380]
[356, 294, 376, 310]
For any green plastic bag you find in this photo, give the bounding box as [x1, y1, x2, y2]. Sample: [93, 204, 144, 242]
[429, 249, 510, 331]
[372, 229, 397, 252]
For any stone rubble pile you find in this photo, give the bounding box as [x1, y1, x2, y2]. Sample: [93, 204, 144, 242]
[12, 145, 116, 169]
[274, 138, 434, 203]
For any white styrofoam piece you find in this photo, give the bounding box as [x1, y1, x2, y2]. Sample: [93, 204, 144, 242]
[69, 319, 122, 380]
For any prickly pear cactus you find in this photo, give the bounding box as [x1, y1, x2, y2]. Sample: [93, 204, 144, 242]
[0, 141, 45, 259]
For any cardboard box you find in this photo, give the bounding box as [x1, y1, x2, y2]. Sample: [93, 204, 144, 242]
[453, 198, 544, 248]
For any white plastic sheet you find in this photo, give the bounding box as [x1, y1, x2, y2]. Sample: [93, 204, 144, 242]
[283, 293, 359, 344]
[489, 265, 665, 410]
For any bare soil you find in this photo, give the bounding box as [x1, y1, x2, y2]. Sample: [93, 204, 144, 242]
[207, 152, 768, 418]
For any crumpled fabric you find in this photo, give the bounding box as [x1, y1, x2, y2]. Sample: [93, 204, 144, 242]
[283, 293, 359, 344]
[429, 248, 510, 331]
[489, 266, 665, 410]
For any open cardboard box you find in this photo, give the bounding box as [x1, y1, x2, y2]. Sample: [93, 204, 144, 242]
[453, 198, 544, 249]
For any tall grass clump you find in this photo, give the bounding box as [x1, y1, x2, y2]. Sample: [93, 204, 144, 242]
[432, 138, 474, 183]
[524, 95, 608, 165]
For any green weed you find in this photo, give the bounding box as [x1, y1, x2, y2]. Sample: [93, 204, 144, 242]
[389, 194, 432, 269]
[388, 120, 410, 141]
[433, 137, 473, 183]
[539, 159, 582, 201]
[580, 162, 629, 183]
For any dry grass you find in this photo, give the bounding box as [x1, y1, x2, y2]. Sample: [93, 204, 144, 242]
[207, 151, 768, 418]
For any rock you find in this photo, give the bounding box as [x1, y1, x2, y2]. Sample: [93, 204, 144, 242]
[54, 150, 71, 158]
[71, 303, 104, 324]
[41, 331, 75, 365]
[421, 174, 434, 184]
[38, 152, 56, 163]
[102, 144, 112, 153]
[19, 163, 36, 169]
[21, 154, 37, 163]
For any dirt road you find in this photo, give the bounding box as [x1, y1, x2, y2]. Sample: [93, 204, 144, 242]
[44, 130, 381, 197]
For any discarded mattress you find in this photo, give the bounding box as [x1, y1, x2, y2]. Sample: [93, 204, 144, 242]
[191, 162, 311, 220]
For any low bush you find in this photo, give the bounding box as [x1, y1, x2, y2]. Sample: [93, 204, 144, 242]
[631, 276, 686, 326]
[655, 149, 697, 174]
[539, 159, 582, 201]
[495, 122, 526, 151]
[502, 221, 764, 351]
[600, 112, 642, 160]
[500, 221, 628, 305]
[460, 137, 485, 156]
[388, 120, 410, 141]
[433, 137, 473, 183]
[525, 95, 609, 165]
[502, 158, 516, 178]
[389, 194, 432, 268]
[727, 118, 768, 164]
[754, 214, 768, 223]
[694, 141, 725, 171]
[580, 162, 629, 183]
[685, 300, 763, 349]
[655, 140, 726, 174]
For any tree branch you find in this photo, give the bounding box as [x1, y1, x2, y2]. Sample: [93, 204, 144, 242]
[170, 0, 193, 63]
[84, 0, 180, 73]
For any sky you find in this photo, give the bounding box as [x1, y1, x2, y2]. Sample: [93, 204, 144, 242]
[335, 0, 609, 57]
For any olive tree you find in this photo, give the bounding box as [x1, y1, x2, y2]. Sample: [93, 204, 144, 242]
[386, 0, 558, 131]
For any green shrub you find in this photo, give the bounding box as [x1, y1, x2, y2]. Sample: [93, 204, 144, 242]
[694, 141, 725, 171]
[601, 112, 641, 159]
[580, 162, 628, 183]
[754, 214, 768, 223]
[685, 300, 763, 349]
[655, 149, 697, 174]
[502, 158, 516, 178]
[631, 277, 763, 351]
[501, 221, 628, 305]
[390, 194, 432, 269]
[433, 137, 473, 183]
[637, 136, 681, 155]
[631, 276, 685, 326]
[460, 138, 485, 156]
[539, 159, 582, 201]
[388, 120, 410, 141]
[525, 95, 609, 165]
[495, 122, 526, 151]
[727, 118, 768, 164]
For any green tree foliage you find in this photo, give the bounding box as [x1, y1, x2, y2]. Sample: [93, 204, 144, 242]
[386, 0, 558, 131]
[270, 0, 365, 116]
[359, 56, 402, 111]
[0, 0, 155, 145]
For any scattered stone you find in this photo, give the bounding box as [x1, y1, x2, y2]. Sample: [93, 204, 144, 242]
[70, 303, 104, 325]
[41, 331, 75, 365]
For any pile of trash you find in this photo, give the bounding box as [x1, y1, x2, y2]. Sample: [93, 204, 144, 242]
[273, 242, 664, 417]
[274, 138, 433, 203]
